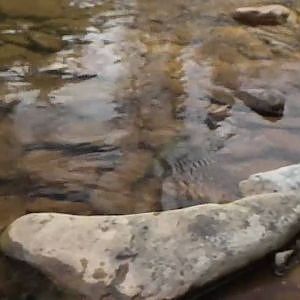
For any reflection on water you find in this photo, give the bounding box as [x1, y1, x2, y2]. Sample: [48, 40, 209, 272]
[1, 0, 300, 298]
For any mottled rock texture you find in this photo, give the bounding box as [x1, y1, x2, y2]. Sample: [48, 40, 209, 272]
[28, 31, 64, 52]
[240, 164, 300, 196]
[2, 193, 300, 300]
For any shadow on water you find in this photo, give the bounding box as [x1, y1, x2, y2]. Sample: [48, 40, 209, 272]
[1, 0, 300, 298]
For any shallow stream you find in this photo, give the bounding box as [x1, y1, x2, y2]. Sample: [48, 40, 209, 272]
[1, 0, 300, 299]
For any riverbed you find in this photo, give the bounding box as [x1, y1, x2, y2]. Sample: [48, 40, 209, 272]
[1, 0, 300, 299]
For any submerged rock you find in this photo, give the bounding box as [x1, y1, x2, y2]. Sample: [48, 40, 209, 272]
[0, 32, 31, 48]
[240, 164, 300, 196]
[274, 249, 295, 276]
[2, 193, 300, 300]
[0, 43, 40, 65]
[233, 5, 297, 26]
[28, 31, 64, 52]
[207, 104, 231, 122]
[236, 88, 285, 117]
[0, 0, 67, 19]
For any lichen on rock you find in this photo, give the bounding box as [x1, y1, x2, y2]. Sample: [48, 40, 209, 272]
[2, 193, 300, 299]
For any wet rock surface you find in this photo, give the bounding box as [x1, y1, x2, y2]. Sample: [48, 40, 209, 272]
[240, 163, 300, 196]
[28, 31, 64, 52]
[233, 5, 297, 26]
[2, 193, 300, 300]
[236, 89, 285, 117]
[0, 0, 68, 18]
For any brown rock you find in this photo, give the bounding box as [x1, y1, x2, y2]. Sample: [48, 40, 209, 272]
[236, 88, 285, 117]
[207, 103, 231, 122]
[0, 33, 31, 48]
[28, 31, 64, 52]
[233, 5, 297, 26]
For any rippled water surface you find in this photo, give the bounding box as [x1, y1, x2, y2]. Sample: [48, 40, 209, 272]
[1, 0, 300, 298]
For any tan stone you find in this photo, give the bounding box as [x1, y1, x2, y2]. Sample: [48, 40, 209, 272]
[233, 5, 298, 26]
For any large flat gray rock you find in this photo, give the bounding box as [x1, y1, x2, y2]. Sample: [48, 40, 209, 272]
[2, 193, 300, 300]
[240, 164, 300, 196]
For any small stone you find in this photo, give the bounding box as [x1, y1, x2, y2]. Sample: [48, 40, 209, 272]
[205, 115, 219, 130]
[207, 104, 231, 122]
[236, 88, 285, 117]
[274, 249, 295, 276]
[215, 118, 236, 140]
[233, 5, 297, 26]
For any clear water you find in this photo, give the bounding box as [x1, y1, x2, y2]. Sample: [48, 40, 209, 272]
[1, 0, 300, 298]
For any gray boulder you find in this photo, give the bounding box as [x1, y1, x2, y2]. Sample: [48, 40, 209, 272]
[28, 31, 64, 53]
[240, 164, 300, 196]
[236, 88, 285, 117]
[2, 193, 300, 300]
